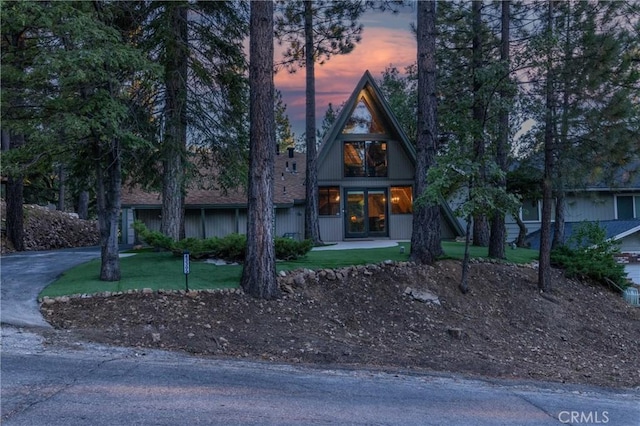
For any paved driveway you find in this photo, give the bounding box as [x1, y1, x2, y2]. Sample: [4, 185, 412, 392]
[1, 247, 102, 328]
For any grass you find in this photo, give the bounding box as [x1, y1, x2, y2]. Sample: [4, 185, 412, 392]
[40, 242, 538, 298]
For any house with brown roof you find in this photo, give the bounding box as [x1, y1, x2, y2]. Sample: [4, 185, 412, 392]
[121, 71, 463, 244]
[120, 146, 306, 244]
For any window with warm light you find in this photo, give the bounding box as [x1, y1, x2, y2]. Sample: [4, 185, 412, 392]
[342, 97, 384, 134]
[391, 186, 412, 214]
[343, 141, 387, 177]
[319, 186, 340, 216]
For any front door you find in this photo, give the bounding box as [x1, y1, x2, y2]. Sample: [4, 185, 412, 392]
[344, 188, 388, 238]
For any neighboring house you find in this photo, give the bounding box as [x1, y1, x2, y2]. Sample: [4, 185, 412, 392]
[121, 70, 464, 244]
[509, 164, 640, 284]
[120, 146, 306, 244]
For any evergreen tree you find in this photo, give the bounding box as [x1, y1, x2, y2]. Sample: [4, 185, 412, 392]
[275, 0, 366, 245]
[2, 1, 158, 279]
[242, 0, 279, 299]
[411, 0, 443, 265]
[378, 65, 418, 143]
[275, 89, 296, 149]
[141, 1, 249, 241]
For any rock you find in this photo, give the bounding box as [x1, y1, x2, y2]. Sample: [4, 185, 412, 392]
[281, 284, 295, 294]
[293, 274, 306, 286]
[151, 333, 161, 342]
[447, 327, 463, 339]
[326, 270, 336, 280]
[404, 287, 440, 305]
[142, 288, 154, 294]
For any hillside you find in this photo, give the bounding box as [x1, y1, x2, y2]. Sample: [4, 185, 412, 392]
[42, 258, 640, 390]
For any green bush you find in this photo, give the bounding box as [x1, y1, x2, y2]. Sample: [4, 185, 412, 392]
[132, 221, 175, 251]
[133, 221, 312, 262]
[216, 233, 247, 261]
[275, 237, 313, 260]
[551, 222, 629, 291]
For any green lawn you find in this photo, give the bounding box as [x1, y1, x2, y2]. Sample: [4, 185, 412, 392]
[40, 242, 538, 298]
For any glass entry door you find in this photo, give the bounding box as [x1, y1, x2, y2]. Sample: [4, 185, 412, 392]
[344, 189, 387, 238]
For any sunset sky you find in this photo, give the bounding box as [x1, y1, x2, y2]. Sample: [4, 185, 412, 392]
[274, 7, 417, 138]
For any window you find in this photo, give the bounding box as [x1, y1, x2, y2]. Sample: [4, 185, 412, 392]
[616, 195, 640, 219]
[521, 199, 540, 222]
[343, 141, 387, 177]
[391, 186, 413, 214]
[342, 97, 384, 134]
[319, 186, 340, 216]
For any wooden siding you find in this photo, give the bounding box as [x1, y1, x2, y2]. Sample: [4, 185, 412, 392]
[387, 140, 414, 179]
[388, 214, 412, 240]
[135, 209, 161, 232]
[318, 138, 343, 180]
[619, 233, 640, 252]
[319, 216, 343, 242]
[275, 206, 305, 239]
[204, 210, 237, 237]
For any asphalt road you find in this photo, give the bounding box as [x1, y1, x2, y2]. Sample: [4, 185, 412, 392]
[1, 249, 639, 425]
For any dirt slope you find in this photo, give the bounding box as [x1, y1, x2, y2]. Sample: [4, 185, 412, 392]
[42, 259, 640, 389]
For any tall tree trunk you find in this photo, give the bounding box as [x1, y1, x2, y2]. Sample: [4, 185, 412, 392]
[303, 0, 322, 245]
[538, 1, 556, 293]
[57, 164, 66, 211]
[513, 214, 528, 248]
[471, 0, 489, 247]
[95, 139, 122, 281]
[411, 0, 443, 265]
[489, 0, 510, 259]
[77, 190, 89, 220]
[161, 3, 188, 242]
[459, 206, 473, 294]
[552, 189, 565, 249]
[2, 30, 27, 252]
[3, 130, 25, 251]
[552, 8, 571, 251]
[241, 0, 279, 299]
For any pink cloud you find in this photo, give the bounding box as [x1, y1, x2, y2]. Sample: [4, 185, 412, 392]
[276, 23, 416, 137]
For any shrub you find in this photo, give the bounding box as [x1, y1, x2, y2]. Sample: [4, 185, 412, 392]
[275, 237, 313, 260]
[132, 222, 312, 262]
[215, 233, 247, 261]
[132, 221, 175, 251]
[551, 222, 629, 291]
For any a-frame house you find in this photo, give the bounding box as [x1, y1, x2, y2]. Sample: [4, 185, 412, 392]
[316, 70, 463, 241]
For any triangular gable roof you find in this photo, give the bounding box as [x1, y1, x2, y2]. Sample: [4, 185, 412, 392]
[317, 70, 464, 237]
[318, 70, 416, 164]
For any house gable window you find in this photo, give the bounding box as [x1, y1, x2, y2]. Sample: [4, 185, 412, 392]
[319, 186, 340, 216]
[342, 97, 384, 134]
[521, 199, 540, 222]
[616, 195, 640, 219]
[391, 186, 413, 214]
[343, 141, 387, 177]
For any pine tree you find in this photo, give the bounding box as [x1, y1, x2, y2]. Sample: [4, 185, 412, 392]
[275, 0, 366, 245]
[241, 0, 279, 299]
[411, 0, 443, 265]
